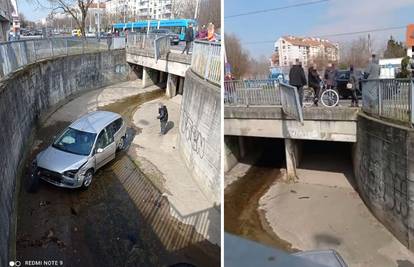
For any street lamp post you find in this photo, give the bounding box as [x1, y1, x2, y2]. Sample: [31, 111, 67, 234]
[97, 0, 100, 40]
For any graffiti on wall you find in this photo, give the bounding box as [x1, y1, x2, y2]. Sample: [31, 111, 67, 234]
[357, 129, 409, 221]
[180, 111, 205, 159]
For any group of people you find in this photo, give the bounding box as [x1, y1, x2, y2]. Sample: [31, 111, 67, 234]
[182, 22, 217, 55]
[289, 54, 381, 108]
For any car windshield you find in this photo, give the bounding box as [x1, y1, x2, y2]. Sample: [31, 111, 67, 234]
[52, 127, 96, 156]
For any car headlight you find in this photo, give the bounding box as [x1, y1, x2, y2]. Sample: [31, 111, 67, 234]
[64, 170, 78, 178]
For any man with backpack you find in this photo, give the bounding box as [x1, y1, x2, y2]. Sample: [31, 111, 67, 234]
[157, 103, 169, 135]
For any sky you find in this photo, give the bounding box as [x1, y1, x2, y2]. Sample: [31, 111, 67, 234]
[225, 0, 414, 58]
[18, 0, 52, 21]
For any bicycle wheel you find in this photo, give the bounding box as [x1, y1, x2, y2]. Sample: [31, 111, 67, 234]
[321, 89, 339, 107]
[303, 87, 315, 108]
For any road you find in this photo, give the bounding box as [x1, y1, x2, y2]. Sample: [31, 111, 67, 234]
[16, 80, 219, 267]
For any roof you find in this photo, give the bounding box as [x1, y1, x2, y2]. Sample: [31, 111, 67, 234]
[70, 111, 121, 134]
[281, 36, 338, 49]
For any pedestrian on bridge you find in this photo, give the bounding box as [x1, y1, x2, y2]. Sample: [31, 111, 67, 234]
[324, 63, 338, 90]
[157, 103, 169, 135]
[308, 63, 321, 106]
[289, 59, 307, 107]
[348, 65, 359, 107]
[365, 54, 380, 79]
[107, 33, 112, 51]
[182, 24, 194, 55]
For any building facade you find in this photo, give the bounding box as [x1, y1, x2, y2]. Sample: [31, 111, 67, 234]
[274, 36, 339, 68]
[0, 0, 13, 41]
[106, 0, 172, 22]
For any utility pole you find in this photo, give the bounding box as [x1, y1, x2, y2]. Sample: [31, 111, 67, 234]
[194, 0, 200, 20]
[97, 0, 101, 39]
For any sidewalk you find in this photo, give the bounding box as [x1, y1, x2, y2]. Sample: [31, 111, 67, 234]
[130, 95, 220, 245]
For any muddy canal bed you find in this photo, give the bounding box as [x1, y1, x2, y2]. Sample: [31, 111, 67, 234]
[16, 89, 219, 267]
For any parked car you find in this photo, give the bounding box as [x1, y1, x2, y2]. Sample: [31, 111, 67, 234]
[29, 111, 127, 192]
[335, 70, 365, 99]
[71, 29, 81, 37]
[149, 29, 180, 45]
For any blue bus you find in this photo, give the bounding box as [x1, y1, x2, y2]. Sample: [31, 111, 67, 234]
[113, 19, 197, 41]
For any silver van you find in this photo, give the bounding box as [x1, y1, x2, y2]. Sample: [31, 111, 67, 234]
[31, 111, 127, 190]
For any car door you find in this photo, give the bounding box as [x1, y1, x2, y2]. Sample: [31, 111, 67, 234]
[94, 128, 116, 169]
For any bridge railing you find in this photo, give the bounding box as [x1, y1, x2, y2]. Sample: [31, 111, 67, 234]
[279, 82, 304, 123]
[127, 33, 159, 51]
[154, 35, 170, 62]
[0, 37, 122, 80]
[224, 79, 281, 105]
[191, 40, 221, 86]
[362, 79, 414, 125]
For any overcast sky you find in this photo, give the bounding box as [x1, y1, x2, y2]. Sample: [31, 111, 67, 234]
[225, 0, 414, 58]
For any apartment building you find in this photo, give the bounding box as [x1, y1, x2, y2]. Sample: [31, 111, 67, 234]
[106, 0, 172, 21]
[274, 36, 339, 68]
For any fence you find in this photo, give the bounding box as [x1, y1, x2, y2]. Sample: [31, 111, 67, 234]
[191, 40, 221, 86]
[362, 79, 414, 125]
[127, 33, 160, 51]
[0, 37, 124, 80]
[224, 79, 281, 106]
[154, 36, 170, 62]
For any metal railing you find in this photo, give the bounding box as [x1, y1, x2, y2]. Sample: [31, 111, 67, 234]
[0, 37, 125, 80]
[154, 35, 170, 62]
[191, 40, 221, 86]
[280, 82, 304, 123]
[224, 79, 281, 106]
[127, 33, 159, 51]
[362, 79, 414, 125]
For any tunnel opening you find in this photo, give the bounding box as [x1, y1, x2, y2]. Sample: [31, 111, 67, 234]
[225, 136, 286, 170]
[296, 140, 355, 189]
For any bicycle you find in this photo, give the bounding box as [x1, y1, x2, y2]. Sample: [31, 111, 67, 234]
[320, 81, 339, 107]
[302, 86, 315, 108]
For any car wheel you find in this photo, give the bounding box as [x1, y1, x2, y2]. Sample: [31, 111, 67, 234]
[81, 170, 93, 189]
[117, 136, 126, 151]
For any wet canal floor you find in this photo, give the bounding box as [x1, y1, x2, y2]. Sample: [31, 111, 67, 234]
[16, 89, 220, 267]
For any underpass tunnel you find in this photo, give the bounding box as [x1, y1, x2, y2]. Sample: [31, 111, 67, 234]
[225, 136, 355, 188]
[224, 136, 286, 172]
[292, 140, 355, 188]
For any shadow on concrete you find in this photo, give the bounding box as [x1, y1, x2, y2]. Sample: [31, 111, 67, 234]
[165, 121, 175, 134]
[397, 260, 414, 267]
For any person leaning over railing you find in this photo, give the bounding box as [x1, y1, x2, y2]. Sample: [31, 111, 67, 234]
[289, 58, 307, 107]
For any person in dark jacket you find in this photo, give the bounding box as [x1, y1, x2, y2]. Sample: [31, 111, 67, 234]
[157, 103, 169, 135]
[348, 65, 359, 107]
[324, 63, 338, 89]
[289, 59, 307, 107]
[182, 24, 194, 55]
[308, 63, 321, 106]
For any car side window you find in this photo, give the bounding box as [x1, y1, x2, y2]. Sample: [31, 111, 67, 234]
[96, 129, 112, 149]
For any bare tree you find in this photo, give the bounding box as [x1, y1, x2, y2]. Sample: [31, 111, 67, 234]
[339, 36, 372, 69]
[225, 33, 250, 79]
[171, 0, 197, 19]
[172, 0, 220, 29]
[32, 0, 94, 36]
[198, 0, 220, 29]
[247, 56, 270, 79]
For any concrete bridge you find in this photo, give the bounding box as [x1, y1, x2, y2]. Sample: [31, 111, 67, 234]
[126, 34, 220, 98]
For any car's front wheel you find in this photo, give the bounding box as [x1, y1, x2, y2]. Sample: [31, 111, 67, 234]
[81, 170, 93, 189]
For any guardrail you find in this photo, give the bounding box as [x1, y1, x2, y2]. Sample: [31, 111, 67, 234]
[0, 37, 124, 80]
[224, 79, 281, 105]
[154, 35, 170, 62]
[280, 82, 304, 123]
[191, 40, 221, 86]
[127, 33, 159, 51]
[362, 79, 414, 125]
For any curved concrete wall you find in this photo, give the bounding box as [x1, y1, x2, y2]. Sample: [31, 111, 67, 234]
[178, 70, 221, 204]
[0, 50, 130, 265]
[353, 113, 414, 250]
